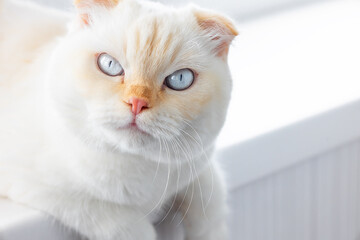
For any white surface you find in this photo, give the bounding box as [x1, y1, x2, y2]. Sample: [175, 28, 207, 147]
[0, 197, 184, 240]
[215, 0, 360, 190]
[229, 138, 360, 240]
[218, 99, 360, 190]
[0, 199, 80, 240]
[219, 0, 360, 149]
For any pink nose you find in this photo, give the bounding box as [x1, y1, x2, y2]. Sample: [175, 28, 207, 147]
[128, 97, 148, 115]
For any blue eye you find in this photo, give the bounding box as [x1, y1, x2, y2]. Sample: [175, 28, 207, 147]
[165, 69, 194, 91]
[97, 53, 124, 77]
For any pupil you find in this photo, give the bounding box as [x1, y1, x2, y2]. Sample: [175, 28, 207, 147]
[108, 60, 112, 68]
[180, 74, 183, 81]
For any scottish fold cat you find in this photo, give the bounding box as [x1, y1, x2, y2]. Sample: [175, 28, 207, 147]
[0, 0, 238, 239]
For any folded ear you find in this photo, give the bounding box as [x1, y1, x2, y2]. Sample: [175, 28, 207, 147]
[193, 9, 238, 59]
[74, 0, 120, 26]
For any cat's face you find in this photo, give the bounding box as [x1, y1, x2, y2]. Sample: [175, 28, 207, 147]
[47, 0, 237, 162]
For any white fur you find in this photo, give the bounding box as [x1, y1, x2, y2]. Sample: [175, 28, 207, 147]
[0, 0, 235, 239]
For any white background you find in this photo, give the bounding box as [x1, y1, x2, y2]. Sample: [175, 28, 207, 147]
[28, 0, 332, 20]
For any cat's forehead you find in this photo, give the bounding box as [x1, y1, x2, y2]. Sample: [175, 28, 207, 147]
[124, 2, 195, 49]
[104, 4, 203, 79]
[114, 0, 191, 32]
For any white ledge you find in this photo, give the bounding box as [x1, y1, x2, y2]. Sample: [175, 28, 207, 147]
[215, 0, 360, 190]
[217, 99, 360, 190]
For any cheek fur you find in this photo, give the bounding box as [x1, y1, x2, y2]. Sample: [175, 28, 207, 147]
[70, 51, 122, 102]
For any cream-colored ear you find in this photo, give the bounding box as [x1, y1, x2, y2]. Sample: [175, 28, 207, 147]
[74, 0, 120, 25]
[193, 10, 238, 59]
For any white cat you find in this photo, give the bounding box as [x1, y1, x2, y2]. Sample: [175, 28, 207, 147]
[0, 0, 238, 239]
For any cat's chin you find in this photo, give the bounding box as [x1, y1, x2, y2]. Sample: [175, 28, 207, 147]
[99, 124, 159, 155]
[116, 123, 151, 136]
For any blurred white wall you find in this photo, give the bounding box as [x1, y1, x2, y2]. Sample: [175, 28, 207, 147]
[27, 0, 335, 20]
[157, 0, 330, 20]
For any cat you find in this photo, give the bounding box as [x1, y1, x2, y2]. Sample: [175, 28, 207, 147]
[0, 0, 238, 239]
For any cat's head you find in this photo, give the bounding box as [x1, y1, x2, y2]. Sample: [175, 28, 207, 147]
[47, 0, 237, 162]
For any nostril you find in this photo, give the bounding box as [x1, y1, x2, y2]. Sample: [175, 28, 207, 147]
[128, 97, 148, 115]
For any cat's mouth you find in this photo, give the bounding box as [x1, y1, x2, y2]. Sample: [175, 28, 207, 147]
[116, 122, 150, 136]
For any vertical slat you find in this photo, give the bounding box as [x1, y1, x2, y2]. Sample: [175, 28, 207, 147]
[229, 139, 360, 240]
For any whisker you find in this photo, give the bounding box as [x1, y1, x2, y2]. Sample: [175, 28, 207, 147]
[171, 135, 198, 226]
[138, 137, 171, 222]
[152, 138, 162, 183]
[156, 137, 180, 226]
[179, 118, 214, 211]
[177, 155, 194, 227]
[177, 133, 207, 219]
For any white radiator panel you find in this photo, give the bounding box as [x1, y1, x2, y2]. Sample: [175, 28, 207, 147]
[229, 139, 360, 240]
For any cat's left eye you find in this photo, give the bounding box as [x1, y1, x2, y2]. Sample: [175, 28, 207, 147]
[165, 69, 194, 91]
[97, 53, 124, 77]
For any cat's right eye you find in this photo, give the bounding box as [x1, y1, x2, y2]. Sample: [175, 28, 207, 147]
[97, 53, 124, 77]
